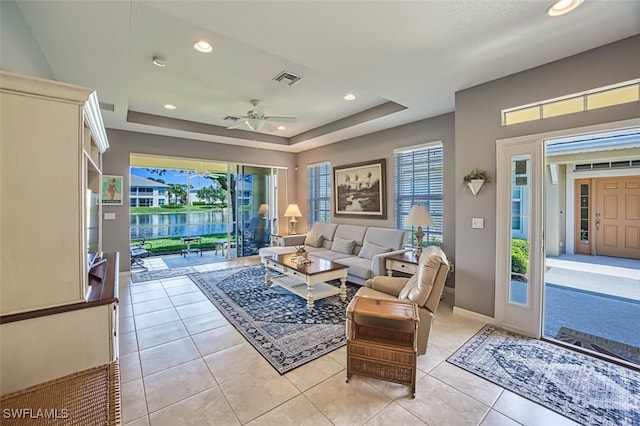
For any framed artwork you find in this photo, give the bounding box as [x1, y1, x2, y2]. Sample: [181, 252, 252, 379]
[334, 159, 386, 219]
[102, 175, 123, 205]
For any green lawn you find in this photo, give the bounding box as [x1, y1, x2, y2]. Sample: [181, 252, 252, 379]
[132, 233, 235, 254]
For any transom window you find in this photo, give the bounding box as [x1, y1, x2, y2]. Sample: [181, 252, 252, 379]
[394, 142, 443, 247]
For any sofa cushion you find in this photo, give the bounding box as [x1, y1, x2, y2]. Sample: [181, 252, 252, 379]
[358, 241, 392, 260]
[309, 223, 338, 249]
[364, 227, 406, 250]
[335, 256, 373, 279]
[304, 233, 324, 248]
[309, 250, 353, 262]
[331, 237, 356, 255]
[397, 252, 441, 306]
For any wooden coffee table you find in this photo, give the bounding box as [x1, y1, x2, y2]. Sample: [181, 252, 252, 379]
[263, 253, 348, 310]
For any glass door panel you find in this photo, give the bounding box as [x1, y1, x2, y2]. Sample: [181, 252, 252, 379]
[509, 156, 531, 306]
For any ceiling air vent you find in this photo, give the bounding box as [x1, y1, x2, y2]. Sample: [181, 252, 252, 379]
[273, 71, 301, 86]
[99, 101, 115, 112]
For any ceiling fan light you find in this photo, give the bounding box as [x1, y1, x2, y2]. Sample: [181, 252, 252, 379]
[193, 40, 213, 53]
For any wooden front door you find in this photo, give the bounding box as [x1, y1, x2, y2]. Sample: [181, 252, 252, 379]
[595, 176, 640, 259]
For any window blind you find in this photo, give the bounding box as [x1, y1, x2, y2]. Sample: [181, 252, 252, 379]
[307, 162, 331, 226]
[394, 143, 443, 246]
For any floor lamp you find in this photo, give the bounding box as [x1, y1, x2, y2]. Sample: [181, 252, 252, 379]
[284, 204, 302, 235]
[406, 205, 435, 258]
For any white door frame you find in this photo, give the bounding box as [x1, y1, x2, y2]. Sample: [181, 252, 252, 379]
[495, 137, 544, 337]
[494, 118, 639, 337]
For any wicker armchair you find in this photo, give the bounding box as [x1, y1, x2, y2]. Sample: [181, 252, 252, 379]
[346, 245, 450, 355]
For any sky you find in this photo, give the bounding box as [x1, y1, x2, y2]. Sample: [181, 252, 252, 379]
[131, 167, 215, 190]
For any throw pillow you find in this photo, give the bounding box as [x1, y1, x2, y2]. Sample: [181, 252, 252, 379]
[358, 241, 392, 259]
[304, 233, 324, 248]
[331, 237, 356, 255]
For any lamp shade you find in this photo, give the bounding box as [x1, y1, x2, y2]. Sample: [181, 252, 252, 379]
[284, 204, 302, 218]
[405, 205, 434, 227]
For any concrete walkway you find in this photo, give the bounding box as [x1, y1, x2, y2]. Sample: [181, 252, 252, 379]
[545, 254, 640, 301]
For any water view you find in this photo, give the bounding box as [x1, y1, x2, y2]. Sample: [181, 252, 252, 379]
[131, 210, 229, 240]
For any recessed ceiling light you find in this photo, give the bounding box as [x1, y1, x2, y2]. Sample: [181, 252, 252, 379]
[164, 104, 176, 110]
[344, 93, 356, 101]
[277, 125, 286, 130]
[547, 0, 583, 16]
[193, 40, 213, 53]
[152, 56, 166, 67]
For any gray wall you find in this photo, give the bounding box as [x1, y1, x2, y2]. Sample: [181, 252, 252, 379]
[454, 35, 640, 317]
[0, 1, 53, 79]
[296, 113, 456, 286]
[102, 129, 297, 271]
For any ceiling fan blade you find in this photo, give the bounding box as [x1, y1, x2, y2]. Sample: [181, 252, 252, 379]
[264, 116, 297, 123]
[226, 120, 249, 130]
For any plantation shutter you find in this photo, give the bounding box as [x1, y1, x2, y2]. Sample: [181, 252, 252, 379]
[394, 142, 443, 247]
[307, 162, 331, 226]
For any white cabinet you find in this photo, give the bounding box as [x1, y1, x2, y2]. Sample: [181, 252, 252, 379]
[0, 71, 109, 315]
[0, 71, 114, 394]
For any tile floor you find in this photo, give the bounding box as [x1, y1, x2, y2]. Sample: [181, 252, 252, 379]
[120, 257, 581, 426]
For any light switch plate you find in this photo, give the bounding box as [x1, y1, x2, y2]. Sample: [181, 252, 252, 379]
[104, 212, 116, 220]
[472, 218, 484, 229]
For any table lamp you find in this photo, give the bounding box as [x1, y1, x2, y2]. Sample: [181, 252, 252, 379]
[284, 204, 302, 235]
[405, 205, 434, 257]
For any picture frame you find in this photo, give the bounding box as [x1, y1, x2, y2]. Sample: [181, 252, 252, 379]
[334, 159, 386, 219]
[102, 175, 123, 205]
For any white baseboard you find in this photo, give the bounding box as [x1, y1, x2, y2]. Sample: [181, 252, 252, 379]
[452, 306, 495, 324]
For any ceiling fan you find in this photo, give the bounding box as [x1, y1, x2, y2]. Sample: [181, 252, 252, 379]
[221, 99, 296, 132]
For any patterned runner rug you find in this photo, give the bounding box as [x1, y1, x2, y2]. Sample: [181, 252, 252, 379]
[190, 265, 357, 374]
[448, 325, 640, 426]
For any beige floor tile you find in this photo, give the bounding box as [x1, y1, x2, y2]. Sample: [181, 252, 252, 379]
[191, 324, 245, 356]
[175, 300, 218, 319]
[326, 345, 347, 367]
[144, 359, 217, 413]
[164, 283, 201, 297]
[136, 320, 189, 350]
[480, 409, 522, 426]
[396, 375, 489, 425]
[182, 311, 228, 335]
[139, 337, 201, 376]
[170, 291, 208, 306]
[130, 282, 165, 295]
[120, 332, 139, 356]
[304, 372, 390, 425]
[430, 362, 503, 406]
[493, 390, 576, 426]
[133, 298, 174, 316]
[363, 369, 426, 400]
[131, 289, 169, 304]
[203, 342, 268, 383]
[134, 308, 181, 331]
[120, 352, 142, 383]
[124, 415, 149, 426]
[148, 387, 240, 426]
[120, 316, 136, 334]
[120, 303, 134, 319]
[121, 378, 147, 424]
[416, 343, 452, 373]
[364, 402, 427, 426]
[285, 354, 345, 392]
[220, 365, 300, 424]
[247, 394, 333, 426]
[160, 276, 195, 288]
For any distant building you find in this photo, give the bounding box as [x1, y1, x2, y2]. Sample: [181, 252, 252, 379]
[130, 175, 168, 207]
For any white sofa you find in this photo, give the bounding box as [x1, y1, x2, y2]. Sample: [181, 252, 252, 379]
[259, 223, 407, 285]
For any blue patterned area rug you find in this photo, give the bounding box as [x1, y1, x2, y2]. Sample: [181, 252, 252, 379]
[189, 265, 358, 374]
[448, 325, 640, 426]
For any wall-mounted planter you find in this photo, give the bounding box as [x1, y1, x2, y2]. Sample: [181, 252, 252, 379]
[467, 179, 485, 195]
